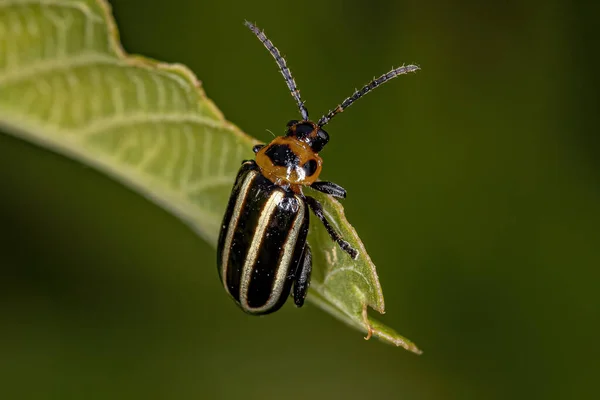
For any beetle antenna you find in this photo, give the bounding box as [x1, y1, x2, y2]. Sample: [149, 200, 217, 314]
[245, 21, 310, 121]
[317, 64, 420, 127]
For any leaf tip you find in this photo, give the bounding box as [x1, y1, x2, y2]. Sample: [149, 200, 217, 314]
[362, 305, 422, 354]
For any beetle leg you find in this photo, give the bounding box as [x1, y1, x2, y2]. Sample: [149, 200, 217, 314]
[293, 245, 312, 307]
[252, 144, 265, 153]
[310, 181, 347, 199]
[305, 196, 359, 259]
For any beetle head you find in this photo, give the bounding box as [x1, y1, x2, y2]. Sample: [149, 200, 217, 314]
[285, 120, 329, 153]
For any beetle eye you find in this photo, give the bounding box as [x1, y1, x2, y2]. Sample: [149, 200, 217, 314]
[302, 159, 318, 177]
[311, 129, 329, 152]
[317, 129, 329, 142]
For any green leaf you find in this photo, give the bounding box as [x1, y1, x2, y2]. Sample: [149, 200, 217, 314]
[0, 0, 420, 353]
[307, 191, 421, 353]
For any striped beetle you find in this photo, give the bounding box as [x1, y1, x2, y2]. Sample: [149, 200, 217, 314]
[217, 21, 419, 315]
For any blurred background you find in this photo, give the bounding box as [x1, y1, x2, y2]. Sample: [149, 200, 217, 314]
[1, 0, 598, 399]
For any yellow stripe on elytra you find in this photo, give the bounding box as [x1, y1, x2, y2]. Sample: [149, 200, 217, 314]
[239, 190, 284, 310]
[252, 196, 305, 314]
[221, 172, 256, 291]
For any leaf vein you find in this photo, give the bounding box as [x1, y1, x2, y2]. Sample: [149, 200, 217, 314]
[43, 4, 74, 59]
[0, 0, 103, 23]
[137, 129, 166, 172]
[163, 126, 180, 183]
[201, 127, 212, 178]
[76, 112, 227, 138]
[0, 52, 123, 86]
[179, 125, 195, 191]
[323, 265, 371, 289]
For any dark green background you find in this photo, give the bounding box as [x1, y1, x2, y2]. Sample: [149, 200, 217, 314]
[1, 1, 598, 399]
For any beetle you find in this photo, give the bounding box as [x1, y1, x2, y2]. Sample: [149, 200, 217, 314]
[217, 21, 419, 315]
